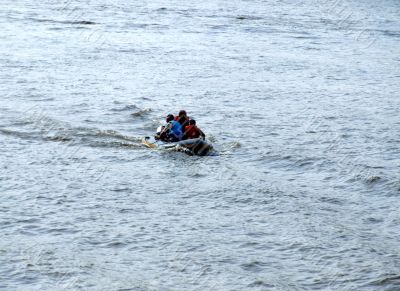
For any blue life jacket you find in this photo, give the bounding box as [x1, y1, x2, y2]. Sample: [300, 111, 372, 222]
[167, 120, 183, 141]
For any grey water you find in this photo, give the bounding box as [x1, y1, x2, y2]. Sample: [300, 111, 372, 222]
[1, 0, 400, 290]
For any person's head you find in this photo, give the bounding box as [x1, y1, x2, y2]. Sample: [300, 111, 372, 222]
[178, 110, 187, 117]
[166, 114, 174, 122]
[189, 119, 196, 126]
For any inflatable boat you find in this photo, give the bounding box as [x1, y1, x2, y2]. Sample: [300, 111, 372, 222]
[142, 137, 213, 156]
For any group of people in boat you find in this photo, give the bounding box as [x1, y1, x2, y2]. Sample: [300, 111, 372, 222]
[155, 110, 206, 142]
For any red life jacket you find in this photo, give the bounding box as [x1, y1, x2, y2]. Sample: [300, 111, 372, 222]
[184, 125, 201, 139]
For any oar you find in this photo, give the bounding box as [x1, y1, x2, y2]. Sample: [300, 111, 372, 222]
[143, 136, 157, 148]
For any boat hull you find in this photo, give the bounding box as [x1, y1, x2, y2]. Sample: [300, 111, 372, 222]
[142, 137, 213, 156]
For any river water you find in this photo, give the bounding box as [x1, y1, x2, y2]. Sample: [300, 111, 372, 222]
[1, 0, 400, 290]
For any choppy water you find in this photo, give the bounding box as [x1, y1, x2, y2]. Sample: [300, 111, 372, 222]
[1, 0, 400, 290]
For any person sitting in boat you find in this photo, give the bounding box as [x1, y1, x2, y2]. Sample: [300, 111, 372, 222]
[183, 119, 205, 140]
[156, 114, 183, 142]
[174, 110, 189, 128]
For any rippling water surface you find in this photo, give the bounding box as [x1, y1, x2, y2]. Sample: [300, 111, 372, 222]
[1, 0, 400, 290]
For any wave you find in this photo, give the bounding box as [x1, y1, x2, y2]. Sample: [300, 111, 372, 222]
[234, 15, 263, 21]
[87, 141, 143, 149]
[218, 141, 241, 154]
[110, 103, 139, 112]
[131, 108, 152, 117]
[0, 112, 143, 150]
[366, 274, 400, 288]
[93, 130, 140, 142]
[110, 104, 153, 118]
[26, 17, 96, 25]
[139, 120, 162, 131]
[0, 128, 41, 140]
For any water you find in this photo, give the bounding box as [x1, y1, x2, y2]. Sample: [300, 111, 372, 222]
[1, 0, 400, 290]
